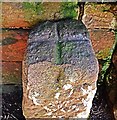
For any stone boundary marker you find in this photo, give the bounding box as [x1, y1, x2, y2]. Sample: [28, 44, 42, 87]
[22, 19, 99, 118]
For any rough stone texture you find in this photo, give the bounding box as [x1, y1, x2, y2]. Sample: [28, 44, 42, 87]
[2, 3, 116, 30]
[22, 19, 99, 118]
[2, 3, 29, 28]
[83, 3, 115, 29]
[1, 30, 28, 61]
[1, 3, 115, 61]
[1, 62, 22, 84]
[89, 29, 115, 59]
[2, 2, 62, 28]
[1, 2, 116, 120]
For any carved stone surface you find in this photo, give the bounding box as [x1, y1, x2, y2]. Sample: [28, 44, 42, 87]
[22, 19, 99, 118]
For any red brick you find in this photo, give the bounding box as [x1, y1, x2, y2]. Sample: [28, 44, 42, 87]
[1, 61, 22, 84]
[1, 30, 28, 61]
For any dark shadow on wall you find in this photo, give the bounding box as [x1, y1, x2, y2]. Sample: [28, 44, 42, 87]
[1, 84, 26, 120]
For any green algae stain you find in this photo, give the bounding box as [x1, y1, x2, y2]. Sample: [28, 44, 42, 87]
[54, 41, 75, 65]
[63, 42, 75, 53]
[61, 2, 77, 19]
[55, 42, 63, 65]
[98, 30, 117, 86]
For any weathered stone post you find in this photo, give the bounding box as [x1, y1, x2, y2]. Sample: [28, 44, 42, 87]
[22, 19, 99, 119]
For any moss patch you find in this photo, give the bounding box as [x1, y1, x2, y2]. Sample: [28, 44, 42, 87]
[22, 2, 43, 15]
[22, 2, 43, 25]
[60, 2, 78, 19]
[54, 42, 75, 65]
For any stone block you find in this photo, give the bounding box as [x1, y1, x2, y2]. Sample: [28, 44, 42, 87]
[22, 19, 99, 119]
[1, 30, 28, 61]
[89, 29, 115, 59]
[83, 3, 115, 29]
[1, 61, 22, 84]
[2, 3, 29, 28]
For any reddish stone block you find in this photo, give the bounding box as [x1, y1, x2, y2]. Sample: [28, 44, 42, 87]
[89, 29, 115, 59]
[1, 30, 28, 61]
[1, 61, 22, 84]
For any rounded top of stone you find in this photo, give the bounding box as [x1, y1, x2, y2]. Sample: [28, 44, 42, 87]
[26, 19, 98, 75]
[28, 19, 89, 43]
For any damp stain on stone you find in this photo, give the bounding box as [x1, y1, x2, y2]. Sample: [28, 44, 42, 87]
[1, 37, 18, 46]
